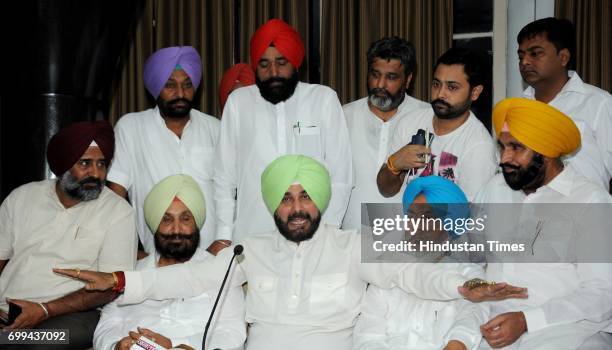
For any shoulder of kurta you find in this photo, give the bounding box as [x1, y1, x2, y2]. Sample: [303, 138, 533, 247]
[97, 187, 135, 218]
[190, 109, 220, 126]
[324, 225, 359, 250]
[114, 109, 156, 130]
[342, 97, 368, 114]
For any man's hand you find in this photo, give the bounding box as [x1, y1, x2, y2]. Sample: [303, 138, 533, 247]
[206, 240, 232, 256]
[391, 144, 430, 170]
[459, 282, 528, 302]
[5, 299, 47, 330]
[129, 327, 172, 349]
[115, 336, 136, 350]
[53, 268, 116, 291]
[481, 311, 527, 348]
[443, 340, 468, 350]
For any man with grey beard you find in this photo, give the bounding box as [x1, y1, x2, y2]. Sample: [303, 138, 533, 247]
[342, 37, 429, 230]
[0, 121, 137, 350]
[377, 47, 497, 201]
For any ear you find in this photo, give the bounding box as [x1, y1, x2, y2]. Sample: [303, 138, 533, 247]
[558, 48, 570, 68]
[404, 73, 413, 89]
[470, 85, 484, 101]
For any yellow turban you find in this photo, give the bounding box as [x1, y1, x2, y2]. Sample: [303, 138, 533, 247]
[261, 155, 331, 214]
[492, 97, 581, 158]
[144, 174, 206, 232]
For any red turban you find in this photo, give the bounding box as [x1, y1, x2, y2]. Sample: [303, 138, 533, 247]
[47, 121, 115, 176]
[219, 63, 255, 108]
[250, 19, 305, 70]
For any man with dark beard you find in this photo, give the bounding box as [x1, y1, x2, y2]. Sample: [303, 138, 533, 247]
[342, 37, 429, 230]
[377, 47, 497, 201]
[209, 19, 352, 255]
[0, 122, 137, 349]
[58, 155, 485, 350]
[107, 46, 220, 255]
[473, 98, 612, 349]
[93, 175, 245, 350]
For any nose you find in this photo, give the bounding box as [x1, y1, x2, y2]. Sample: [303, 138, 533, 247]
[175, 83, 185, 98]
[172, 219, 181, 233]
[269, 62, 279, 77]
[375, 76, 386, 90]
[500, 148, 513, 164]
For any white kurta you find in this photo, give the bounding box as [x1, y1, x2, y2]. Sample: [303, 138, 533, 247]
[389, 109, 497, 201]
[474, 168, 612, 349]
[522, 71, 612, 190]
[0, 180, 137, 312]
[119, 225, 469, 350]
[107, 107, 220, 253]
[354, 263, 488, 350]
[93, 250, 246, 350]
[214, 83, 353, 243]
[342, 95, 430, 230]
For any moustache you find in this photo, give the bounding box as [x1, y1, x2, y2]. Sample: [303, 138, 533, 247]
[157, 233, 193, 241]
[79, 177, 102, 186]
[431, 99, 451, 109]
[500, 163, 520, 171]
[167, 98, 191, 106]
[288, 211, 313, 222]
[370, 88, 390, 98]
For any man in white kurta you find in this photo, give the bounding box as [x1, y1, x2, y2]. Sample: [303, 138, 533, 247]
[57, 155, 479, 350]
[377, 48, 497, 202]
[107, 46, 220, 253]
[94, 175, 245, 350]
[209, 19, 352, 253]
[343, 36, 429, 230]
[517, 17, 612, 190]
[473, 97, 612, 349]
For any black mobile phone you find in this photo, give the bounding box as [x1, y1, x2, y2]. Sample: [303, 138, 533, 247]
[8, 302, 22, 325]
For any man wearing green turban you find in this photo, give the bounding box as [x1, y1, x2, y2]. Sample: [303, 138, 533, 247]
[57, 156, 493, 350]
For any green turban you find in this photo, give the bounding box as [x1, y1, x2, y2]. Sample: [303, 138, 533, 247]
[261, 155, 331, 214]
[144, 174, 206, 232]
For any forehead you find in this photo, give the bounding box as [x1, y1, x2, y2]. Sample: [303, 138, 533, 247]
[167, 69, 191, 82]
[79, 146, 104, 160]
[433, 64, 468, 83]
[285, 183, 306, 195]
[518, 34, 554, 49]
[164, 199, 193, 216]
[370, 58, 404, 73]
[260, 46, 284, 61]
[412, 193, 428, 204]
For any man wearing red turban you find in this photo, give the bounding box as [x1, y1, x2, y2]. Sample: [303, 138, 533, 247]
[107, 46, 220, 256]
[219, 63, 255, 110]
[209, 19, 353, 255]
[0, 121, 137, 349]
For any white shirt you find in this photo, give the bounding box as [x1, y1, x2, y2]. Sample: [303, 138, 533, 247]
[93, 249, 246, 350]
[474, 168, 612, 349]
[389, 109, 497, 201]
[214, 83, 353, 243]
[354, 263, 488, 350]
[107, 107, 220, 253]
[119, 225, 468, 350]
[522, 71, 612, 189]
[0, 180, 137, 312]
[342, 95, 430, 230]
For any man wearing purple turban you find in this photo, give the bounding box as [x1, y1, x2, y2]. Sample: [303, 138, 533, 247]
[0, 122, 137, 349]
[107, 46, 220, 256]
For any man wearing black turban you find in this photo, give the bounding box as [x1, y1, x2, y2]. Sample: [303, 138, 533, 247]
[0, 121, 137, 349]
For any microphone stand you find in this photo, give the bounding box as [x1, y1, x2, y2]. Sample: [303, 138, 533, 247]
[202, 244, 244, 350]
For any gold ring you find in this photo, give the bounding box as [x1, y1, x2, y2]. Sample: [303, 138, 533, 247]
[75, 268, 80, 278]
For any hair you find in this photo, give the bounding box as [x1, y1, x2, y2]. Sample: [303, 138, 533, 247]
[434, 47, 489, 88]
[367, 36, 417, 76]
[517, 17, 576, 70]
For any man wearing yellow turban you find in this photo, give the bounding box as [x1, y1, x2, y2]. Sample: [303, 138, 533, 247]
[471, 98, 612, 349]
[93, 174, 246, 350]
[58, 156, 496, 350]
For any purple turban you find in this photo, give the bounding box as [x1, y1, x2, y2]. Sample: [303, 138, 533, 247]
[143, 46, 202, 98]
[47, 121, 115, 176]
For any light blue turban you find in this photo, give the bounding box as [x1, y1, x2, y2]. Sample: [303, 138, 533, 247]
[402, 176, 470, 238]
[143, 46, 202, 98]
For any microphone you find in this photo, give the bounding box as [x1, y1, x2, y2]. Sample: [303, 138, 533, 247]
[202, 244, 244, 350]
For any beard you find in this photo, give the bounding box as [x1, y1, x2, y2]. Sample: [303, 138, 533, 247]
[431, 96, 472, 120]
[368, 86, 406, 112]
[500, 154, 545, 191]
[157, 97, 193, 119]
[154, 228, 200, 260]
[256, 70, 300, 104]
[58, 172, 104, 201]
[274, 210, 321, 243]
